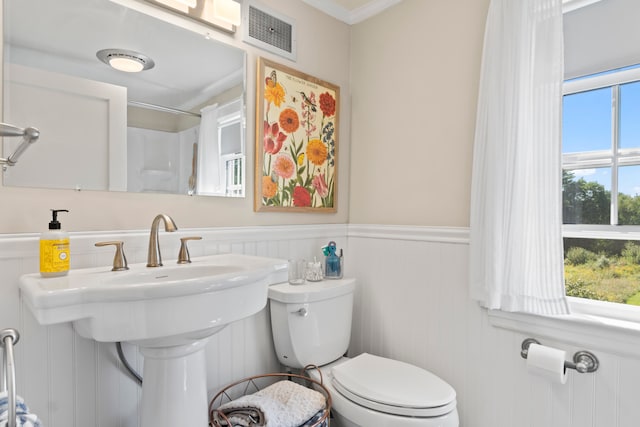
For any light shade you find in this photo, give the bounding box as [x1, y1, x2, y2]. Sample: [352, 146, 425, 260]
[175, 0, 197, 7]
[97, 49, 155, 73]
[109, 57, 144, 72]
[214, 0, 241, 26]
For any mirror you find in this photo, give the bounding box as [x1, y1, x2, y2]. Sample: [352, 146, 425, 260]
[2, 0, 246, 196]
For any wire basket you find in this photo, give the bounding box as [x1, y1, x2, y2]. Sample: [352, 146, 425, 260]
[208, 366, 331, 427]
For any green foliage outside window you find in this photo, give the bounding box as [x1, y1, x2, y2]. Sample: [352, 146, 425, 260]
[564, 240, 640, 305]
[562, 171, 610, 225]
[563, 170, 640, 226]
[563, 172, 640, 304]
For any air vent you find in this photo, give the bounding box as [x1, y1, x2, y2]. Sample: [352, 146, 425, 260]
[243, 1, 296, 61]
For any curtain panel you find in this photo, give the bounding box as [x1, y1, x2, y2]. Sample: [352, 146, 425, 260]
[470, 0, 570, 315]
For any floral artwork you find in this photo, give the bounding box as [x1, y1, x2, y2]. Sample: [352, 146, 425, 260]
[255, 58, 339, 212]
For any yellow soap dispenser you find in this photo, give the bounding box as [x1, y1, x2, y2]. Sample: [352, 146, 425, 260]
[40, 209, 70, 277]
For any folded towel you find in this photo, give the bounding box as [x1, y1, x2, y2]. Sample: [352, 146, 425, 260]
[214, 380, 325, 427]
[0, 392, 42, 427]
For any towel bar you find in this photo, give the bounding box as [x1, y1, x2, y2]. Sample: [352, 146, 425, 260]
[0, 123, 39, 170]
[1, 328, 20, 427]
[520, 338, 599, 373]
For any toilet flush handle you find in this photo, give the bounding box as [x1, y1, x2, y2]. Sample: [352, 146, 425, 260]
[291, 307, 308, 317]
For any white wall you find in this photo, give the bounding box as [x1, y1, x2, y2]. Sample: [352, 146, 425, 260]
[5, 225, 639, 427]
[127, 127, 187, 194]
[3, 64, 127, 192]
[564, 0, 640, 78]
[349, 225, 640, 427]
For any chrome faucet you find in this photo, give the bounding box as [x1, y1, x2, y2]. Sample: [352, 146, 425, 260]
[147, 214, 178, 267]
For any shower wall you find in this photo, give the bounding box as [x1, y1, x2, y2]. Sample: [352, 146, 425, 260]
[126, 126, 196, 194]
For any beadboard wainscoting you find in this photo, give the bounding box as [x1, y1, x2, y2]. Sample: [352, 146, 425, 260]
[348, 224, 640, 427]
[0, 224, 347, 427]
[3, 223, 640, 427]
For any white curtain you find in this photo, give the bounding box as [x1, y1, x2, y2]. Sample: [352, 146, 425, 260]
[197, 103, 222, 195]
[469, 0, 570, 315]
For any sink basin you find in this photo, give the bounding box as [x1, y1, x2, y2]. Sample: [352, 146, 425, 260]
[20, 253, 288, 343]
[20, 252, 287, 427]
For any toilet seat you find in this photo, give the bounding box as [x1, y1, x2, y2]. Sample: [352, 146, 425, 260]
[331, 353, 457, 417]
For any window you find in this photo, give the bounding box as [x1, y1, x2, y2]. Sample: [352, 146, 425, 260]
[562, 65, 640, 306]
[218, 101, 245, 197]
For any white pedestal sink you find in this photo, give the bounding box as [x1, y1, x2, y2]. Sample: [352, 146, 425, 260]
[19, 253, 287, 427]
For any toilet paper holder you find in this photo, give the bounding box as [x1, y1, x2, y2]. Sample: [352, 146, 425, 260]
[520, 338, 599, 374]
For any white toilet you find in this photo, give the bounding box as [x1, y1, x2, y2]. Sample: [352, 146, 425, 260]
[268, 278, 459, 427]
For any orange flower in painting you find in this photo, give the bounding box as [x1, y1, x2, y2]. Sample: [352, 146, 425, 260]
[273, 155, 296, 179]
[279, 108, 300, 133]
[306, 139, 328, 166]
[265, 82, 285, 108]
[262, 175, 277, 199]
[319, 92, 336, 117]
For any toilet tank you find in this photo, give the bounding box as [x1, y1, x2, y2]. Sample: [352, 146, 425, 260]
[268, 278, 355, 369]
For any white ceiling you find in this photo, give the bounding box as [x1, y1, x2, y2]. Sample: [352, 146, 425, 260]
[301, 0, 403, 25]
[4, 0, 245, 111]
[564, 0, 640, 78]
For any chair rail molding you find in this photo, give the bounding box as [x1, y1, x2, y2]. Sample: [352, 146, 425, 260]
[347, 224, 470, 244]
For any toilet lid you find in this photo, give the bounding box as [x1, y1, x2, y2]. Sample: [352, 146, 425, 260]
[331, 353, 457, 417]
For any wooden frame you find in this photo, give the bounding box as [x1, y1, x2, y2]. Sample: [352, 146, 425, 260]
[254, 57, 339, 212]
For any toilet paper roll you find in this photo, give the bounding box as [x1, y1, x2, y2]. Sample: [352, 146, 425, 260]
[526, 343, 568, 384]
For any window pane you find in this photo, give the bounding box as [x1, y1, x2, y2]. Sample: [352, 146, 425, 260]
[564, 238, 640, 305]
[562, 168, 611, 224]
[562, 88, 612, 153]
[618, 165, 640, 225]
[620, 81, 640, 149]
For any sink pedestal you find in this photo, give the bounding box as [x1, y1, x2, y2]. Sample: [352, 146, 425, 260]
[139, 338, 210, 427]
[19, 253, 288, 427]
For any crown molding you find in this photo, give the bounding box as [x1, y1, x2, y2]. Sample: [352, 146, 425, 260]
[349, 0, 402, 24]
[302, 0, 351, 23]
[562, 0, 602, 13]
[302, 0, 402, 25]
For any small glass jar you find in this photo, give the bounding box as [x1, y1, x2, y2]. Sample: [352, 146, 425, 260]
[287, 259, 306, 285]
[324, 255, 343, 279]
[305, 260, 324, 282]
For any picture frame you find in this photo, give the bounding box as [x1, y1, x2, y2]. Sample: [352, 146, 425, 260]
[254, 57, 340, 212]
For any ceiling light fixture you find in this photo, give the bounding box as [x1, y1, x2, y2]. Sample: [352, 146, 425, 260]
[96, 49, 155, 73]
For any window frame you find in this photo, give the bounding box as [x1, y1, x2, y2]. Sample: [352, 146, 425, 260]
[563, 65, 640, 315]
[563, 66, 640, 225]
[216, 97, 245, 197]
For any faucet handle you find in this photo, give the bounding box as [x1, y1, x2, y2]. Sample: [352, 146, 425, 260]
[177, 236, 202, 264]
[95, 241, 129, 271]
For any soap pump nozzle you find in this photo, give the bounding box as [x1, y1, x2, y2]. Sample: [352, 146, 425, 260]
[49, 209, 69, 230]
